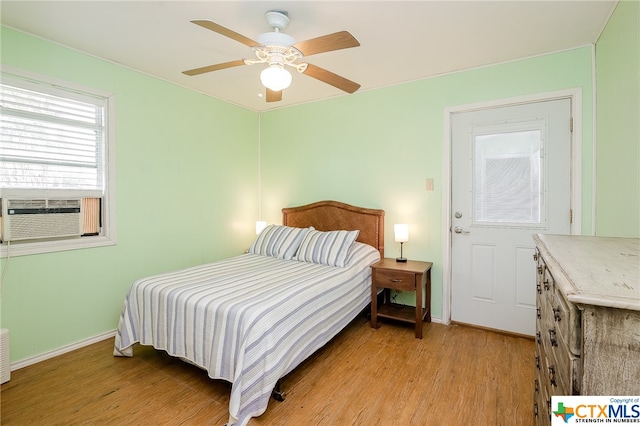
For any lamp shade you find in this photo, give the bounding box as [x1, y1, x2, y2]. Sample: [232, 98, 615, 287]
[394, 224, 409, 243]
[255, 220, 267, 235]
[260, 65, 292, 91]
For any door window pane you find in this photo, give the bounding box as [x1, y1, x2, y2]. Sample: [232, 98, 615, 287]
[473, 129, 542, 225]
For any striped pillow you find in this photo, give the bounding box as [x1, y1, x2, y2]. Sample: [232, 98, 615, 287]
[296, 229, 360, 267]
[249, 225, 313, 260]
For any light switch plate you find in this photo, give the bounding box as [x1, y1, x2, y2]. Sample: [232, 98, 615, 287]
[425, 178, 434, 191]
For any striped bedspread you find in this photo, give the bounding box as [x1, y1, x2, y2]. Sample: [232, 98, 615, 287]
[114, 242, 380, 426]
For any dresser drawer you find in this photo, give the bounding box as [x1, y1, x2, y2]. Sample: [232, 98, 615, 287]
[536, 256, 555, 304]
[549, 338, 582, 394]
[539, 378, 552, 426]
[372, 269, 416, 291]
[542, 265, 555, 303]
[553, 286, 582, 356]
[542, 326, 582, 397]
[534, 345, 545, 426]
[535, 345, 552, 426]
[536, 329, 555, 395]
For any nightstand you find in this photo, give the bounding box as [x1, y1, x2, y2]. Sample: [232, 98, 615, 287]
[370, 258, 432, 338]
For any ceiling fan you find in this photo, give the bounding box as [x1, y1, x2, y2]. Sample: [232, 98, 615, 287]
[182, 10, 361, 102]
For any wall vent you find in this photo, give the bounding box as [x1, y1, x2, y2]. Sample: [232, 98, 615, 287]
[0, 329, 9, 384]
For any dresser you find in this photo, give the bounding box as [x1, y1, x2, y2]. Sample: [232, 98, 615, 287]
[533, 234, 640, 425]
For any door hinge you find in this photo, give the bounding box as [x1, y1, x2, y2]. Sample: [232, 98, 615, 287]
[569, 209, 573, 224]
[570, 117, 574, 132]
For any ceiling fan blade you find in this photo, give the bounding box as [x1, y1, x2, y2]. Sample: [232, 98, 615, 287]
[302, 63, 361, 94]
[182, 60, 246, 76]
[293, 31, 360, 57]
[266, 89, 282, 102]
[191, 20, 260, 48]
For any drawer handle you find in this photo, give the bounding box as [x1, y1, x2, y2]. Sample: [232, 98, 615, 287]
[534, 379, 539, 393]
[535, 355, 540, 370]
[536, 283, 542, 294]
[536, 331, 541, 345]
[534, 402, 538, 417]
[536, 308, 541, 319]
[548, 328, 558, 347]
[388, 278, 403, 283]
[543, 278, 550, 291]
[537, 266, 544, 275]
[533, 252, 538, 261]
[553, 307, 562, 322]
[548, 366, 557, 387]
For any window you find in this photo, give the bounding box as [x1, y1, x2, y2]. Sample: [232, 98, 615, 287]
[0, 68, 115, 257]
[472, 119, 547, 228]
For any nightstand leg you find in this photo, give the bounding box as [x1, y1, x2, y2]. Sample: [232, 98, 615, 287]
[370, 284, 379, 329]
[424, 269, 432, 323]
[415, 275, 422, 339]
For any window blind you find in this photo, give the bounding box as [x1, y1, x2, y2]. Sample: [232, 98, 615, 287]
[0, 81, 105, 192]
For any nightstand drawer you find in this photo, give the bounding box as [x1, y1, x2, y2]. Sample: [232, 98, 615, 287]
[373, 269, 416, 291]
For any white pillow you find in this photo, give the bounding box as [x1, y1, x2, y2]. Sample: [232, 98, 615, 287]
[296, 229, 360, 267]
[249, 225, 313, 260]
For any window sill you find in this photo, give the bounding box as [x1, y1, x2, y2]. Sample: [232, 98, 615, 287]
[1, 235, 116, 258]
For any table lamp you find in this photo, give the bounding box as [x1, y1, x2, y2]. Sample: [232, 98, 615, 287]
[394, 224, 409, 262]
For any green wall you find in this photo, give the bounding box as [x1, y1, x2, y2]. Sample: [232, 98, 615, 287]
[260, 47, 595, 315]
[595, 0, 640, 237]
[0, 27, 259, 362]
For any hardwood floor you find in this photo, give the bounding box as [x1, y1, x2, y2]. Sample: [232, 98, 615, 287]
[1, 318, 535, 425]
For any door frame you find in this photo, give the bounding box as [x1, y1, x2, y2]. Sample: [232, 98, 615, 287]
[441, 89, 583, 325]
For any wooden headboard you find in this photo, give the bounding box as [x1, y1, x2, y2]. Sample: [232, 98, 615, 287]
[282, 200, 385, 257]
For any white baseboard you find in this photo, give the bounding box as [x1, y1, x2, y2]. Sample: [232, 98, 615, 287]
[11, 329, 116, 371]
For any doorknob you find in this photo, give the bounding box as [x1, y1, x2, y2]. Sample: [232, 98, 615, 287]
[453, 226, 469, 234]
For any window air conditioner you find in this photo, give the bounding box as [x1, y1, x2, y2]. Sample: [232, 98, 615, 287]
[0, 329, 9, 384]
[1, 199, 83, 242]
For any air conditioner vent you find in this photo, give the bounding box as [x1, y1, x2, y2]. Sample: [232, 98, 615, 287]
[0, 329, 9, 384]
[1, 199, 83, 242]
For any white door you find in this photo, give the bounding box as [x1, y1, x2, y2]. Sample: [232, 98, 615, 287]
[450, 99, 572, 335]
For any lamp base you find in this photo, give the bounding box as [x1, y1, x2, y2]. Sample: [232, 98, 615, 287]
[396, 257, 407, 263]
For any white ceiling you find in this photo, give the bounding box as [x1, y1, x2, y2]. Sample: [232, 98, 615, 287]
[1, 1, 617, 112]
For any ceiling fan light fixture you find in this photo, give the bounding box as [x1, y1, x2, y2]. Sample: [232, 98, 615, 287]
[260, 64, 292, 91]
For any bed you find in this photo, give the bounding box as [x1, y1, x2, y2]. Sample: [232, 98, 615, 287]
[113, 200, 384, 425]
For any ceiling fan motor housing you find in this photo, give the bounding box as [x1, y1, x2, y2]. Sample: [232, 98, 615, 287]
[265, 10, 290, 31]
[256, 11, 302, 68]
[257, 31, 296, 47]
